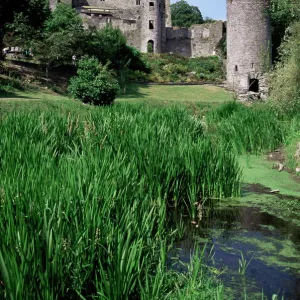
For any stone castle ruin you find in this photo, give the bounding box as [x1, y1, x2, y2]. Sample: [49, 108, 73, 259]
[50, 0, 271, 97]
[49, 0, 225, 57]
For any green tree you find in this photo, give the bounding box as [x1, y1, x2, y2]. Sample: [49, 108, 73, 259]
[203, 17, 215, 23]
[0, 0, 29, 59]
[87, 26, 149, 91]
[171, 0, 203, 28]
[270, 21, 300, 115]
[33, 3, 85, 74]
[68, 56, 120, 105]
[1, 0, 49, 52]
[270, 0, 300, 60]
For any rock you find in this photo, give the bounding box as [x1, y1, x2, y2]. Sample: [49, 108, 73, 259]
[296, 167, 300, 173]
[270, 190, 280, 194]
[295, 142, 300, 159]
[278, 163, 284, 172]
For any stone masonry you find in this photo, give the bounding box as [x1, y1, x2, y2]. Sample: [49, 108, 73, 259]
[50, 0, 272, 96]
[49, 0, 224, 57]
[226, 0, 272, 98]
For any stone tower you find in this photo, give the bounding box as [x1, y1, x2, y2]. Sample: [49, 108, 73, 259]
[227, 0, 272, 97]
[165, 0, 172, 27]
[140, 0, 165, 53]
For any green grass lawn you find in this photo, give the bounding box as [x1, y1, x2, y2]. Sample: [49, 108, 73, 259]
[118, 84, 233, 103]
[240, 154, 300, 197]
[0, 83, 233, 114]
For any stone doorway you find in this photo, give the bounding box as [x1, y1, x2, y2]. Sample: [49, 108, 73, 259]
[147, 40, 154, 53]
[249, 78, 259, 92]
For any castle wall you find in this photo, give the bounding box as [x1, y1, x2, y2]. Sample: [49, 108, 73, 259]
[76, 0, 166, 53]
[226, 0, 272, 94]
[190, 21, 224, 57]
[165, 22, 224, 57]
[140, 0, 163, 53]
[164, 0, 172, 27]
[165, 28, 191, 57]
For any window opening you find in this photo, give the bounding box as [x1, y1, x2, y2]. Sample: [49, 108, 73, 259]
[147, 40, 154, 53]
[149, 20, 154, 29]
[249, 78, 259, 92]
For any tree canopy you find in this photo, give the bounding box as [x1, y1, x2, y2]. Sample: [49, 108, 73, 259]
[171, 0, 203, 28]
[0, 0, 49, 58]
[269, 0, 300, 60]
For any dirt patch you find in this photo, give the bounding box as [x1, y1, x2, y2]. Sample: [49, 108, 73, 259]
[267, 148, 285, 164]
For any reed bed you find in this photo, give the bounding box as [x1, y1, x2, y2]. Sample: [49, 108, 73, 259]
[0, 104, 240, 299]
[206, 101, 284, 154]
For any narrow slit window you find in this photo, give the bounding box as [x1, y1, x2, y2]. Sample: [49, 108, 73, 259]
[234, 65, 238, 72]
[136, 0, 140, 5]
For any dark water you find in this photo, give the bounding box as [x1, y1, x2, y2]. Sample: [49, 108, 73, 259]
[168, 193, 300, 299]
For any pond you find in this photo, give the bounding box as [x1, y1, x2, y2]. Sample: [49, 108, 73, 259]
[169, 186, 300, 299]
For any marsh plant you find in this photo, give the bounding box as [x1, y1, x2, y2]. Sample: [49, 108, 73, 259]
[206, 101, 284, 154]
[0, 105, 240, 299]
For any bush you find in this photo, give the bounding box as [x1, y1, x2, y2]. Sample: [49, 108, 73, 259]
[68, 56, 119, 105]
[269, 21, 300, 115]
[131, 54, 224, 83]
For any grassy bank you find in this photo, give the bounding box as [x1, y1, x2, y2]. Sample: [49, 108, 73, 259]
[0, 83, 233, 115]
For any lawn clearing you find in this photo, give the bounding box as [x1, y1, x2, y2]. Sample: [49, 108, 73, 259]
[0, 84, 233, 114]
[118, 84, 233, 104]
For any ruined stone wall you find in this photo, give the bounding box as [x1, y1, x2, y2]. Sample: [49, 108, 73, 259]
[164, 28, 191, 57]
[164, 0, 172, 27]
[81, 13, 142, 50]
[190, 21, 224, 57]
[77, 0, 166, 53]
[49, 0, 225, 58]
[165, 22, 224, 57]
[226, 0, 272, 95]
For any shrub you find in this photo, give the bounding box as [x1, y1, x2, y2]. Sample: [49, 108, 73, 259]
[269, 21, 300, 115]
[68, 56, 119, 105]
[135, 54, 224, 83]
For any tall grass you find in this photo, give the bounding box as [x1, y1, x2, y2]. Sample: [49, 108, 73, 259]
[206, 102, 284, 154]
[0, 104, 240, 298]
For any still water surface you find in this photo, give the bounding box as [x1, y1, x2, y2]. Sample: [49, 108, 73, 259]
[169, 191, 300, 299]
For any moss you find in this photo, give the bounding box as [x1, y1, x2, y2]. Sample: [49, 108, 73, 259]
[230, 234, 300, 272]
[239, 155, 300, 197]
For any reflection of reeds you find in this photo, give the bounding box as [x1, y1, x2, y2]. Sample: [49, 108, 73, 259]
[0, 105, 240, 298]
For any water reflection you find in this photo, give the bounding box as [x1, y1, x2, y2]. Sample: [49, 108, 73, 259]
[168, 198, 300, 299]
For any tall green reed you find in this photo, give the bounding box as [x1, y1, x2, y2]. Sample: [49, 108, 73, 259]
[0, 104, 239, 298]
[206, 102, 284, 154]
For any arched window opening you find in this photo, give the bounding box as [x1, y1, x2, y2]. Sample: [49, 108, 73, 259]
[147, 40, 154, 53]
